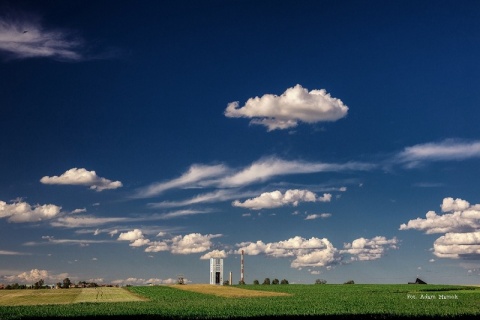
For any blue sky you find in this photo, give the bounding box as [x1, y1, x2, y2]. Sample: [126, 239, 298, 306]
[1, 0, 480, 286]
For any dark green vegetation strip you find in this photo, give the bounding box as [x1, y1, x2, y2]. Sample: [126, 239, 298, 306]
[0, 284, 479, 320]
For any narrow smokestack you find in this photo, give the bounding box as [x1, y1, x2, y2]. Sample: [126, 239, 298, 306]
[241, 250, 245, 283]
[229, 271, 232, 286]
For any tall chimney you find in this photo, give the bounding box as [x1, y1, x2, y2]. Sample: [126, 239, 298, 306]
[241, 250, 245, 283]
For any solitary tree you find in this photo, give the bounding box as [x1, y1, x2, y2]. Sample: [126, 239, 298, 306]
[344, 280, 355, 284]
[238, 280, 245, 285]
[280, 279, 289, 284]
[315, 279, 327, 285]
[272, 278, 279, 285]
[63, 278, 71, 289]
[262, 278, 271, 285]
[253, 279, 259, 285]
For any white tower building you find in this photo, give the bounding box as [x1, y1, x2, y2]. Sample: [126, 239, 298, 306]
[209, 258, 223, 285]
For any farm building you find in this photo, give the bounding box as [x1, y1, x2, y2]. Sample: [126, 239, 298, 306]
[408, 278, 427, 284]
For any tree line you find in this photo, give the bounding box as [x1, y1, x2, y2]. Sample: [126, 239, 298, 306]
[0, 278, 103, 290]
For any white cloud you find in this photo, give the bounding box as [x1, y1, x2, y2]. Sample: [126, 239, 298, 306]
[0, 14, 83, 60]
[400, 197, 480, 260]
[236, 236, 341, 269]
[40, 168, 122, 191]
[170, 233, 222, 254]
[200, 249, 228, 260]
[117, 229, 151, 247]
[71, 208, 87, 214]
[151, 209, 212, 220]
[433, 232, 480, 259]
[224, 84, 348, 131]
[305, 213, 332, 220]
[441, 197, 470, 212]
[0, 250, 29, 255]
[0, 200, 61, 223]
[134, 164, 228, 198]
[4, 269, 69, 284]
[341, 236, 399, 261]
[50, 215, 130, 228]
[149, 189, 257, 208]
[118, 229, 144, 241]
[399, 198, 480, 234]
[232, 190, 330, 210]
[130, 238, 151, 247]
[218, 157, 373, 188]
[24, 237, 113, 246]
[396, 139, 480, 167]
[136, 157, 373, 201]
[141, 233, 222, 255]
[145, 241, 169, 253]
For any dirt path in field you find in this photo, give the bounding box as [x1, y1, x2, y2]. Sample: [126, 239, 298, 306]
[171, 284, 291, 298]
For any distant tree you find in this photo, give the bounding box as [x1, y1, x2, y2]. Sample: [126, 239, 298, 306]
[63, 278, 71, 289]
[280, 279, 289, 284]
[253, 279, 259, 285]
[238, 280, 245, 285]
[223, 280, 229, 286]
[272, 278, 279, 285]
[315, 279, 327, 285]
[56, 282, 62, 289]
[262, 278, 271, 285]
[344, 280, 355, 284]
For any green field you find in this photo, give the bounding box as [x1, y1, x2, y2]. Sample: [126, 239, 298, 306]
[0, 284, 479, 319]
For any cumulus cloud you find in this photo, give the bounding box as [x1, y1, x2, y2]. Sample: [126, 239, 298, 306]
[441, 197, 470, 212]
[117, 229, 151, 247]
[171, 233, 222, 254]
[0, 200, 61, 223]
[232, 190, 330, 210]
[396, 139, 480, 168]
[40, 168, 122, 191]
[400, 197, 480, 260]
[341, 236, 399, 261]
[0, 13, 83, 60]
[145, 241, 169, 253]
[236, 236, 341, 269]
[200, 249, 228, 260]
[224, 84, 348, 131]
[433, 232, 480, 259]
[128, 232, 222, 255]
[4, 269, 69, 283]
[118, 229, 144, 241]
[399, 198, 480, 234]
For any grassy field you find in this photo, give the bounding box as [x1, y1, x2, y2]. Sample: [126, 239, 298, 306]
[0, 287, 145, 306]
[0, 284, 479, 319]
